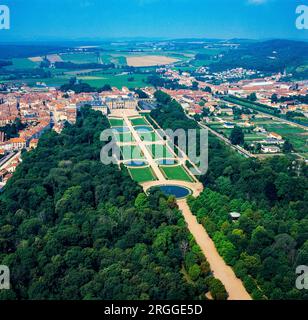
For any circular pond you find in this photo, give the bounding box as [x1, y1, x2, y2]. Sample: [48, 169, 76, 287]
[156, 185, 191, 199]
[134, 126, 153, 133]
[125, 160, 148, 167]
[113, 127, 130, 133]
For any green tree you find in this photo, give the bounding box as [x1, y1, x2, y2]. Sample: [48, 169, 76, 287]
[248, 92, 257, 102]
[134, 193, 149, 210]
[230, 126, 244, 145]
[207, 277, 228, 300]
[282, 140, 293, 153]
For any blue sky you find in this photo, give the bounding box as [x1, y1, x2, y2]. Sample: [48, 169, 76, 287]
[0, 0, 307, 41]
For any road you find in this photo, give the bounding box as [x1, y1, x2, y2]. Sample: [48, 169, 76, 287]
[0, 152, 16, 169]
[177, 199, 252, 300]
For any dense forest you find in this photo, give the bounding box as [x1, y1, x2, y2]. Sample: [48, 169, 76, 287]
[0, 107, 227, 300]
[151, 91, 308, 300]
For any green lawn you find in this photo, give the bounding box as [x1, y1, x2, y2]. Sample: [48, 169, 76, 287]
[121, 146, 144, 160]
[109, 118, 125, 127]
[138, 131, 162, 142]
[244, 134, 265, 141]
[4, 58, 39, 70]
[128, 167, 157, 183]
[160, 165, 194, 182]
[80, 73, 149, 88]
[130, 117, 149, 126]
[60, 53, 99, 64]
[1, 76, 69, 87]
[99, 54, 127, 65]
[115, 133, 135, 143]
[146, 144, 174, 159]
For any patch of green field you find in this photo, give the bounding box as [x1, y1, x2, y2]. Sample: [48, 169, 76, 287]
[115, 133, 135, 143]
[160, 165, 193, 182]
[60, 53, 99, 64]
[99, 54, 127, 66]
[138, 132, 162, 142]
[109, 118, 125, 126]
[130, 117, 148, 126]
[114, 56, 127, 65]
[81, 73, 149, 88]
[121, 146, 144, 160]
[296, 64, 308, 73]
[146, 144, 174, 159]
[208, 124, 225, 130]
[244, 134, 265, 141]
[173, 66, 196, 72]
[1, 76, 69, 87]
[5, 58, 39, 70]
[191, 59, 212, 67]
[128, 166, 157, 183]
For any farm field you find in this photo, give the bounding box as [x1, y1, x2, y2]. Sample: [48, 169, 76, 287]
[160, 165, 194, 182]
[107, 55, 127, 66]
[0, 76, 69, 87]
[79, 73, 149, 88]
[128, 167, 157, 183]
[60, 52, 99, 64]
[126, 55, 179, 67]
[4, 58, 39, 70]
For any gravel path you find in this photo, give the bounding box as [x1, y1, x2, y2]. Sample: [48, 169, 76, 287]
[177, 199, 252, 300]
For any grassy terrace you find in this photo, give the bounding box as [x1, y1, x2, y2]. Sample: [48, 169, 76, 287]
[109, 118, 125, 127]
[130, 117, 149, 126]
[128, 167, 157, 183]
[121, 145, 144, 160]
[138, 131, 162, 142]
[146, 144, 174, 159]
[115, 132, 135, 143]
[160, 165, 194, 182]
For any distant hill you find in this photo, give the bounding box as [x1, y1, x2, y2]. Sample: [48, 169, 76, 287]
[209, 39, 308, 77]
[0, 45, 69, 60]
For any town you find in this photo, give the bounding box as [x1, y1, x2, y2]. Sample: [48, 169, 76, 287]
[1, 63, 307, 190]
